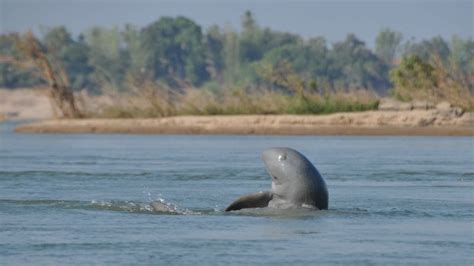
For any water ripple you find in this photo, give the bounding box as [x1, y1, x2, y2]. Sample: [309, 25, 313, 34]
[0, 198, 192, 215]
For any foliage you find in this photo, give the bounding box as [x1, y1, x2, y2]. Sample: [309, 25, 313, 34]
[83, 26, 127, 91]
[448, 36, 474, 77]
[141, 16, 209, 86]
[330, 34, 391, 93]
[0, 33, 43, 87]
[0, 11, 472, 114]
[43, 26, 95, 91]
[375, 29, 403, 64]
[391, 55, 473, 109]
[390, 55, 437, 101]
[93, 85, 379, 117]
[16, 31, 82, 118]
[403, 36, 451, 63]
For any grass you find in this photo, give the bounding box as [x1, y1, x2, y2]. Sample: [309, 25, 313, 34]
[85, 86, 380, 118]
[286, 94, 379, 114]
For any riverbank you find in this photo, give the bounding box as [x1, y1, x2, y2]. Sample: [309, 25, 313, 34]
[14, 110, 473, 136]
[3, 88, 473, 136]
[0, 89, 54, 120]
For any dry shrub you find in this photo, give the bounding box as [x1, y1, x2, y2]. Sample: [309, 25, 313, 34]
[178, 88, 222, 115]
[86, 82, 379, 118]
[94, 79, 177, 118]
[391, 55, 474, 110]
[286, 90, 379, 114]
[431, 56, 474, 110]
[179, 87, 291, 115]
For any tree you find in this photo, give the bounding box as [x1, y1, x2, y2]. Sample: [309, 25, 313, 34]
[449, 36, 474, 76]
[330, 34, 390, 92]
[242, 10, 257, 34]
[221, 24, 241, 86]
[390, 54, 472, 109]
[239, 10, 263, 62]
[204, 25, 225, 81]
[257, 60, 305, 94]
[84, 26, 127, 90]
[0, 33, 38, 87]
[390, 55, 436, 100]
[122, 24, 148, 76]
[42, 27, 95, 91]
[141, 16, 209, 87]
[17, 31, 82, 118]
[42, 26, 74, 52]
[239, 11, 301, 64]
[375, 29, 402, 64]
[403, 36, 450, 62]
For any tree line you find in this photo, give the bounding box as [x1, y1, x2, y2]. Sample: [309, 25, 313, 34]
[0, 11, 472, 98]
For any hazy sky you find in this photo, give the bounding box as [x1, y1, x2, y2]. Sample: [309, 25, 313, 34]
[0, 0, 472, 47]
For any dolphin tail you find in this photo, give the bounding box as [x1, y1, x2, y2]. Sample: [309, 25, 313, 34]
[225, 191, 273, 212]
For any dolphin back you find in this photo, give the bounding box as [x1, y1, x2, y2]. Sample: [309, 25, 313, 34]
[308, 165, 328, 210]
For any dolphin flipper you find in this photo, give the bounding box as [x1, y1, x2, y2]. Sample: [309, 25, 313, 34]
[225, 191, 273, 212]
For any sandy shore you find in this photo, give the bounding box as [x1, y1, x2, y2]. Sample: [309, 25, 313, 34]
[3, 88, 472, 136]
[0, 89, 54, 120]
[14, 111, 474, 136]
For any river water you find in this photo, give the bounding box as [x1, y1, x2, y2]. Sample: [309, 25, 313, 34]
[1, 121, 473, 265]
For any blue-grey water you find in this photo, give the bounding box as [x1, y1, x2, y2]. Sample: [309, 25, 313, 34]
[1, 121, 473, 265]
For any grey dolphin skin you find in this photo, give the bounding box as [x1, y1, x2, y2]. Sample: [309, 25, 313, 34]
[225, 147, 328, 212]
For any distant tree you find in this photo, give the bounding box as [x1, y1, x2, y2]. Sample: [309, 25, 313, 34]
[84, 26, 127, 90]
[257, 60, 305, 94]
[449, 35, 474, 76]
[122, 24, 148, 76]
[390, 55, 436, 100]
[305, 37, 329, 78]
[2, 11, 472, 100]
[390, 54, 473, 109]
[239, 11, 301, 63]
[17, 31, 82, 117]
[43, 26, 74, 52]
[330, 34, 390, 92]
[403, 36, 450, 62]
[141, 16, 209, 87]
[260, 29, 301, 56]
[205, 25, 225, 81]
[0, 33, 19, 56]
[242, 10, 257, 34]
[375, 29, 403, 64]
[257, 38, 328, 93]
[221, 24, 241, 85]
[0, 33, 42, 88]
[42, 26, 95, 91]
[239, 10, 263, 62]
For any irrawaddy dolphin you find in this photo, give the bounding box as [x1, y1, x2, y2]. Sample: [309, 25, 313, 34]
[225, 147, 328, 212]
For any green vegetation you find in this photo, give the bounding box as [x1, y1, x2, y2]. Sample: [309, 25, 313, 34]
[0, 11, 472, 116]
[391, 54, 473, 110]
[93, 87, 379, 118]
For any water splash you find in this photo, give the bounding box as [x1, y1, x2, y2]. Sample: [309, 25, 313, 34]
[149, 198, 197, 215]
[0, 198, 194, 215]
[3, 198, 467, 219]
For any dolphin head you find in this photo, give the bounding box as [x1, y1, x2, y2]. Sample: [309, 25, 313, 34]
[262, 147, 328, 209]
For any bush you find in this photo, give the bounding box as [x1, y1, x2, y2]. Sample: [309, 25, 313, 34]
[390, 55, 473, 110]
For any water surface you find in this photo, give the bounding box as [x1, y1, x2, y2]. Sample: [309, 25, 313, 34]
[1, 121, 473, 265]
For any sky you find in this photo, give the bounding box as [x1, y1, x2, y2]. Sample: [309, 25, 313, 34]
[0, 0, 472, 47]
